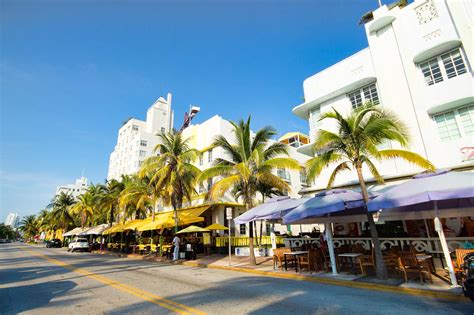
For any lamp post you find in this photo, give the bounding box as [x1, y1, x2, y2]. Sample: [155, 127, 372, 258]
[226, 207, 233, 266]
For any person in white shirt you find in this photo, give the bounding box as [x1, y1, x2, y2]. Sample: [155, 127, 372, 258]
[172, 235, 180, 261]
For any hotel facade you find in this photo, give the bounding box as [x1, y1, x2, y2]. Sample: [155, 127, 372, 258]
[293, 0, 473, 194]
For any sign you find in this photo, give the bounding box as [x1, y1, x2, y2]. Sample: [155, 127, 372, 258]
[226, 207, 233, 220]
[203, 233, 211, 245]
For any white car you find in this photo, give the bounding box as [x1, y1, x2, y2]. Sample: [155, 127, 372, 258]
[68, 238, 90, 252]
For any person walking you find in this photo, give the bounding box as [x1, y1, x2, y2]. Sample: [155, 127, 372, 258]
[172, 234, 180, 261]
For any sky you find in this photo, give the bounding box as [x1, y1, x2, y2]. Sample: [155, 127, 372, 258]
[0, 0, 380, 220]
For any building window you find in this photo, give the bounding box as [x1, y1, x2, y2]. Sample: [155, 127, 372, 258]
[240, 224, 246, 235]
[420, 57, 444, 86]
[362, 84, 379, 105]
[132, 125, 139, 131]
[441, 49, 467, 79]
[277, 168, 290, 181]
[207, 178, 213, 191]
[139, 150, 146, 157]
[434, 111, 461, 141]
[348, 90, 363, 109]
[208, 149, 213, 163]
[458, 105, 474, 136]
[161, 127, 166, 133]
[138, 160, 143, 166]
[419, 48, 467, 86]
[299, 169, 308, 185]
[140, 140, 147, 147]
[199, 153, 203, 166]
[347, 83, 379, 109]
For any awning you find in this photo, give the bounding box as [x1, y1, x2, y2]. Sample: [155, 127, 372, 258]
[63, 227, 86, 237]
[123, 219, 147, 231]
[176, 225, 210, 234]
[81, 224, 109, 235]
[205, 223, 229, 231]
[137, 205, 210, 231]
[103, 223, 125, 235]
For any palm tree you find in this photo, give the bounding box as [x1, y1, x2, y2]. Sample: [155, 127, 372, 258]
[119, 175, 155, 221]
[97, 177, 127, 227]
[49, 192, 76, 234]
[139, 130, 201, 231]
[306, 103, 435, 279]
[19, 215, 38, 239]
[71, 192, 95, 229]
[199, 117, 301, 265]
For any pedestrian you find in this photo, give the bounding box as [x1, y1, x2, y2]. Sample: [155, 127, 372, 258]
[172, 234, 180, 261]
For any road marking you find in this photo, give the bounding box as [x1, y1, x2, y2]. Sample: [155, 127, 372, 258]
[22, 247, 206, 315]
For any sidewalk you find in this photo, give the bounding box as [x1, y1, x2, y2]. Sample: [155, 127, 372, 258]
[179, 254, 465, 301]
[92, 250, 466, 301]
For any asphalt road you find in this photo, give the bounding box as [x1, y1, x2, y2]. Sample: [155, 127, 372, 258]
[0, 243, 472, 315]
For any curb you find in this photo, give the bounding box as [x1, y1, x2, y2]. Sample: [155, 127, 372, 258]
[181, 261, 466, 302]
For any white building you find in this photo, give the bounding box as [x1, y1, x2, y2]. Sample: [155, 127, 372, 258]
[181, 115, 314, 236]
[56, 177, 89, 199]
[292, 0, 473, 197]
[4, 213, 19, 229]
[107, 94, 174, 180]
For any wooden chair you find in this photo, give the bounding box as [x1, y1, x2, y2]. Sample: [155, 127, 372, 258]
[273, 248, 295, 270]
[454, 249, 474, 279]
[298, 249, 320, 274]
[358, 249, 401, 276]
[398, 251, 432, 285]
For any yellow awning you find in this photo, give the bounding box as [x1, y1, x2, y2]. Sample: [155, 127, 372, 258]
[205, 223, 229, 231]
[123, 219, 147, 231]
[137, 205, 210, 231]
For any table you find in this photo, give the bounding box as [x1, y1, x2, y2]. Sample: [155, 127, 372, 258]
[416, 254, 435, 274]
[284, 251, 309, 272]
[338, 253, 363, 275]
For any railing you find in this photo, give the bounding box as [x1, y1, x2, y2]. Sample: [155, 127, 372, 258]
[283, 237, 474, 252]
[215, 236, 284, 247]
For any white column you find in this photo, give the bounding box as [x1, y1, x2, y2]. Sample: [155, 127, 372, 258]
[325, 222, 338, 275]
[434, 216, 458, 286]
[270, 222, 276, 250]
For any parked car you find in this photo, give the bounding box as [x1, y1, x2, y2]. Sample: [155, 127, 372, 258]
[68, 238, 90, 252]
[46, 239, 62, 248]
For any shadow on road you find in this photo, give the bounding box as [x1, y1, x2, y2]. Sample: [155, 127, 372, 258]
[0, 280, 79, 314]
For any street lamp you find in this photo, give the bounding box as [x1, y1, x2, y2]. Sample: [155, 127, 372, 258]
[179, 105, 200, 131]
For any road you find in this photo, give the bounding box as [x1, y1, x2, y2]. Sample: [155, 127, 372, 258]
[0, 243, 472, 315]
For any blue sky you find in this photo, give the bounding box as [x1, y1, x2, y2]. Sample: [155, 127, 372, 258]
[0, 0, 379, 219]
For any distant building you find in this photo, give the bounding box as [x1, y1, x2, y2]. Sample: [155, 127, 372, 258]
[56, 177, 89, 199]
[107, 94, 174, 180]
[4, 213, 20, 229]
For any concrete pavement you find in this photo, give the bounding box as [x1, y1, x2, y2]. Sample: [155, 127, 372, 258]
[0, 243, 472, 314]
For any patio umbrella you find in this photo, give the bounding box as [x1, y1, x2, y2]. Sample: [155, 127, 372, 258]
[282, 189, 368, 224]
[205, 223, 229, 231]
[282, 189, 371, 275]
[176, 225, 210, 234]
[234, 196, 309, 224]
[367, 170, 474, 286]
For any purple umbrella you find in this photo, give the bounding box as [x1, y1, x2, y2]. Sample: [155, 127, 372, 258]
[282, 189, 370, 224]
[367, 170, 474, 286]
[367, 170, 474, 213]
[234, 196, 309, 224]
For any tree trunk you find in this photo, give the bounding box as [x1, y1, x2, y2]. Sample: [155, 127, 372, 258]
[246, 190, 257, 266]
[355, 164, 388, 280]
[254, 221, 258, 246]
[109, 207, 114, 227]
[259, 221, 263, 250]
